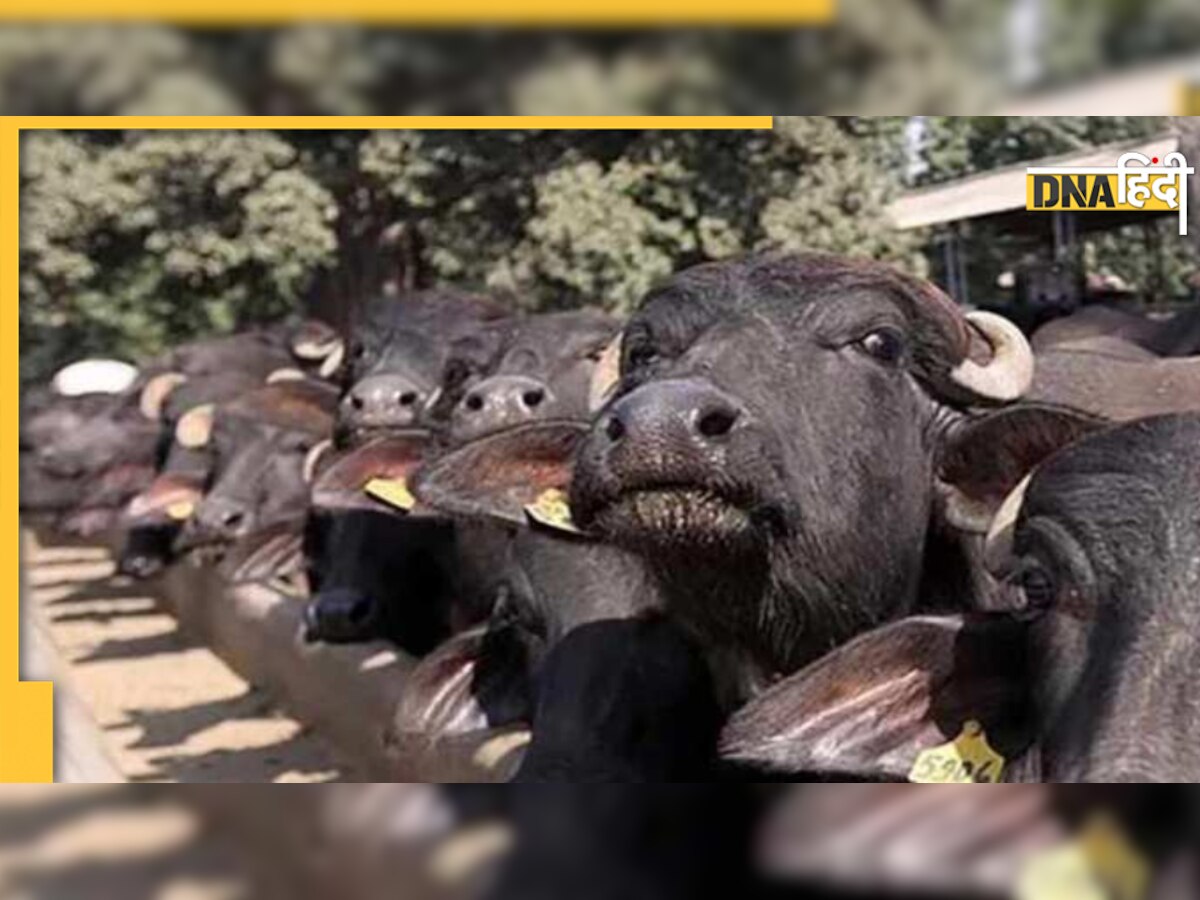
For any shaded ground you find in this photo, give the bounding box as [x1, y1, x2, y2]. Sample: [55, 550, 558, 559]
[0, 786, 297, 900]
[23, 531, 351, 784]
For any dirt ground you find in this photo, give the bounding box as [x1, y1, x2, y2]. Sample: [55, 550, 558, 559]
[22, 531, 350, 784]
[0, 786, 293, 900]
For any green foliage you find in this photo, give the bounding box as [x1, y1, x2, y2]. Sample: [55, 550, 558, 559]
[21, 121, 914, 379]
[21, 131, 337, 377]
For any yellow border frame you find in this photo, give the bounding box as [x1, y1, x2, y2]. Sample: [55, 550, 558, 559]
[0, 0, 834, 24]
[2, 115, 772, 782]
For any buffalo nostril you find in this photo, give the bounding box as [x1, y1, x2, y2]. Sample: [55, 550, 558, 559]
[697, 406, 739, 439]
[221, 511, 245, 530]
[522, 388, 545, 409]
[398, 391, 419, 408]
[605, 415, 626, 442]
[465, 393, 485, 413]
[349, 394, 365, 411]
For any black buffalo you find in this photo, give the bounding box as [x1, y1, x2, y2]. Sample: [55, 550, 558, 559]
[722, 414, 1200, 784]
[570, 253, 1046, 702]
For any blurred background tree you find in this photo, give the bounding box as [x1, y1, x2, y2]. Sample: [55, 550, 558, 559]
[20, 113, 1199, 381]
[21, 120, 919, 380]
[20, 131, 337, 380]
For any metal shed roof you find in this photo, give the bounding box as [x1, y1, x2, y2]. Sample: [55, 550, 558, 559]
[887, 133, 1182, 231]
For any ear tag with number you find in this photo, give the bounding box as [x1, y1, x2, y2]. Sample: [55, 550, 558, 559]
[1017, 814, 1149, 900]
[524, 488, 582, 535]
[364, 476, 416, 512]
[909, 720, 1005, 783]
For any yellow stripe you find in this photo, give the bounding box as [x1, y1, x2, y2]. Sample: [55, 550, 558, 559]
[0, 0, 835, 24]
[12, 115, 774, 131]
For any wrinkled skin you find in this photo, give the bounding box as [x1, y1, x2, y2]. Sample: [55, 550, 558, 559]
[183, 420, 324, 555]
[571, 254, 1006, 697]
[722, 415, 1200, 786]
[1007, 414, 1200, 782]
[338, 289, 509, 441]
[181, 384, 336, 560]
[448, 311, 619, 444]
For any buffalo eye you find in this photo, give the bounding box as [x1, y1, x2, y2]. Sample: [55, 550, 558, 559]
[1015, 561, 1058, 615]
[857, 329, 906, 365]
[626, 342, 659, 372]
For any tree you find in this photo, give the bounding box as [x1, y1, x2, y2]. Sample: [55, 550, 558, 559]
[21, 122, 915, 379]
[20, 131, 338, 379]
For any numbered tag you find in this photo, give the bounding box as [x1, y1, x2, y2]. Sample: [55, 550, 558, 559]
[364, 476, 416, 512]
[908, 720, 1005, 783]
[524, 488, 582, 535]
[165, 500, 196, 522]
[1018, 814, 1149, 900]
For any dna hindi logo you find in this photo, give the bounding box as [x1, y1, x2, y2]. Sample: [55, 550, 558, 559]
[1027, 151, 1194, 237]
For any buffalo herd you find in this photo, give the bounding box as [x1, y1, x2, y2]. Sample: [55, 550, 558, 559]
[20, 253, 1200, 896]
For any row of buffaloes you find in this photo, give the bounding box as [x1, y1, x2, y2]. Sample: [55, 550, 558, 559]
[21, 253, 1200, 799]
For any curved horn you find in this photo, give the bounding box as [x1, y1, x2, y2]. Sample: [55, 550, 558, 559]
[302, 438, 334, 485]
[266, 367, 307, 384]
[588, 335, 623, 412]
[317, 338, 345, 380]
[984, 474, 1033, 575]
[175, 404, 215, 450]
[139, 372, 188, 421]
[949, 312, 1035, 404]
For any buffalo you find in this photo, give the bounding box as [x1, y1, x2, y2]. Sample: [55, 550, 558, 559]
[722, 414, 1200, 785]
[570, 253, 1052, 703]
[304, 307, 619, 652]
[179, 380, 338, 564]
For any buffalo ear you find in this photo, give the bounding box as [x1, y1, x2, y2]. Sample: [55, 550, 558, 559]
[310, 434, 431, 514]
[938, 404, 1104, 535]
[719, 615, 1031, 780]
[411, 421, 588, 529]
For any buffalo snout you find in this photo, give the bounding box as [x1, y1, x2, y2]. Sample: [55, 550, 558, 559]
[451, 374, 554, 444]
[190, 495, 255, 543]
[341, 373, 427, 431]
[303, 588, 379, 644]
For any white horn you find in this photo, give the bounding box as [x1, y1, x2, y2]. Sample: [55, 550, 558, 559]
[53, 359, 139, 397]
[318, 339, 346, 380]
[588, 335, 624, 413]
[984, 474, 1034, 575]
[139, 372, 188, 421]
[175, 404, 215, 450]
[949, 312, 1035, 404]
[303, 438, 334, 485]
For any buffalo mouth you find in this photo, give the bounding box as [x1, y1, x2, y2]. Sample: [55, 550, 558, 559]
[581, 482, 773, 552]
[337, 424, 431, 449]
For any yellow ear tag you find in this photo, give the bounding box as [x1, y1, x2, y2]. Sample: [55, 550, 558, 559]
[1017, 814, 1149, 900]
[908, 720, 1005, 783]
[364, 476, 416, 512]
[524, 488, 582, 535]
[165, 500, 196, 522]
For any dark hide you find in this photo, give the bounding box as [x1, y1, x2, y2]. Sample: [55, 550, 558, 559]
[570, 253, 1071, 702]
[447, 310, 620, 444]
